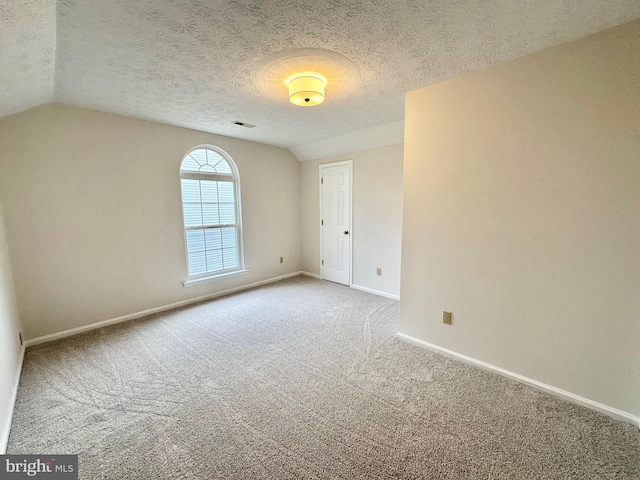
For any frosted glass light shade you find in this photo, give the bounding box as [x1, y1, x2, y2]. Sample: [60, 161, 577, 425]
[288, 75, 325, 106]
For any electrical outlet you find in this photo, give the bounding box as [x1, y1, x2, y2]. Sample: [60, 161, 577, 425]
[19, 332, 23, 345]
[279, 256, 284, 264]
[443, 311, 452, 325]
[376, 268, 382, 276]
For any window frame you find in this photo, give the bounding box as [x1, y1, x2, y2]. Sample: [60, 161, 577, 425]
[179, 145, 246, 286]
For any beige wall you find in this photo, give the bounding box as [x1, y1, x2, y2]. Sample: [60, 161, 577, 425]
[0, 194, 22, 451]
[0, 104, 302, 339]
[401, 20, 640, 416]
[300, 144, 403, 297]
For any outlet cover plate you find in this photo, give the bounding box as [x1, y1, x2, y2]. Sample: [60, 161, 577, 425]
[443, 311, 452, 325]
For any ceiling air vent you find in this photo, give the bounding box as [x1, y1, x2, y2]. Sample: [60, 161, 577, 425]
[232, 121, 256, 128]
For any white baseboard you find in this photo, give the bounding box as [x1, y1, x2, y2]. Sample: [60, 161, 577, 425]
[351, 284, 399, 300]
[300, 271, 321, 280]
[25, 271, 306, 347]
[299, 273, 400, 302]
[397, 332, 639, 428]
[1, 344, 25, 454]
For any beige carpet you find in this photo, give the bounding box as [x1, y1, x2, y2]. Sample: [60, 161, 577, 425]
[8, 276, 640, 479]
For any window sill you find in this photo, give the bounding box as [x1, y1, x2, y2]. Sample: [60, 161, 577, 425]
[183, 269, 250, 287]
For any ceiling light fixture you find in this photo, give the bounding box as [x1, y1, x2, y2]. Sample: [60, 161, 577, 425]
[251, 48, 360, 106]
[287, 75, 326, 106]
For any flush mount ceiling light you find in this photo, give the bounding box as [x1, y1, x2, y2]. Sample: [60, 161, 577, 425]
[287, 74, 326, 106]
[251, 48, 360, 107]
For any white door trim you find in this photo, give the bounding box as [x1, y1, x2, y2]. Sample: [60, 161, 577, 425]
[319, 160, 353, 286]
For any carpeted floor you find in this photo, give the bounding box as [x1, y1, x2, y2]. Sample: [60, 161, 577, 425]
[8, 276, 640, 479]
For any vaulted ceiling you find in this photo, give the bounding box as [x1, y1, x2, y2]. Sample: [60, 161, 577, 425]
[2, 0, 639, 159]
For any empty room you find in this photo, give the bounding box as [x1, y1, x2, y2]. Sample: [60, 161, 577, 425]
[1, 1, 639, 478]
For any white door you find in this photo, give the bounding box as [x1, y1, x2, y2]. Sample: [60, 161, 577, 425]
[320, 162, 352, 285]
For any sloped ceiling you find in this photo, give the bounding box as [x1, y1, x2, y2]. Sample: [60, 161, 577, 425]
[2, 1, 640, 159]
[0, 0, 56, 117]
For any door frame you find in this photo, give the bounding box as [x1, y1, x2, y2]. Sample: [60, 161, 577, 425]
[319, 160, 353, 286]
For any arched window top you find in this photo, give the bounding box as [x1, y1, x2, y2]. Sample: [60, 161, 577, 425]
[180, 147, 235, 176]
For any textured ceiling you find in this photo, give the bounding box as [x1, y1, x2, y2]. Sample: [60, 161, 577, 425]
[0, 0, 56, 117]
[2, 0, 640, 155]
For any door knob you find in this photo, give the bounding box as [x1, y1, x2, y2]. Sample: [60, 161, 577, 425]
[344, 230, 349, 235]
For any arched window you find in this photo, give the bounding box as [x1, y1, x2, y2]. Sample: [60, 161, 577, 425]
[180, 146, 244, 281]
